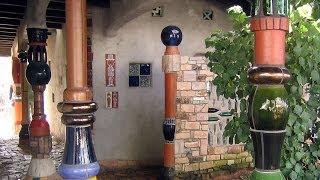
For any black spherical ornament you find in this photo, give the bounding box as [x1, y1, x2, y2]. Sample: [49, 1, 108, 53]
[161, 25, 182, 46]
[26, 62, 51, 85]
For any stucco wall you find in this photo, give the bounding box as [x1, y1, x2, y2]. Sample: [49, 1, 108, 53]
[45, 28, 67, 142]
[92, 0, 232, 161]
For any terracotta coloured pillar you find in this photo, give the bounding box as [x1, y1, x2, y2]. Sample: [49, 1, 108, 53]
[25, 28, 55, 178]
[57, 0, 100, 179]
[12, 57, 22, 133]
[160, 25, 182, 179]
[18, 51, 30, 147]
[247, 0, 290, 179]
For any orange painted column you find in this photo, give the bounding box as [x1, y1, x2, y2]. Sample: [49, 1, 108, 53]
[12, 57, 22, 134]
[18, 51, 30, 147]
[160, 25, 182, 179]
[57, 0, 99, 179]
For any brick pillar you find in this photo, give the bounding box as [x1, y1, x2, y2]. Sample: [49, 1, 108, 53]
[248, 0, 290, 179]
[25, 28, 55, 178]
[18, 51, 30, 147]
[57, 0, 100, 179]
[160, 25, 182, 179]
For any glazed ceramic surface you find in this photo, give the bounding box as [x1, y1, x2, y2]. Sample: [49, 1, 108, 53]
[248, 85, 288, 130]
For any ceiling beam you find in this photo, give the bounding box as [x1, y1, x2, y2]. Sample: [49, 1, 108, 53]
[0, 28, 17, 33]
[0, 12, 24, 20]
[0, 0, 27, 7]
[0, 18, 20, 26]
[0, 5, 25, 15]
[0, 25, 19, 30]
[47, 22, 63, 29]
[48, 1, 65, 11]
[46, 17, 65, 23]
[46, 10, 65, 18]
[0, 31, 16, 36]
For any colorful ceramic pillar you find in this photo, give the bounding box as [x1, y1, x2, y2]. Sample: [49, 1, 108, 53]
[12, 57, 22, 133]
[25, 28, 55, 178]
[160, 25, 182, 179]
[18, 51, 30, 147]
[57, 0, 100, 179]
[247, 0, 290, 179]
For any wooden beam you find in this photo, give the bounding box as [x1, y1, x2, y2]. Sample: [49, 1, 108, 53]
[0, 5, 25, 15]
[0, 28, 17, 33]
[47, 22, 63, 29]
[0, 0, 27, 7]
[46, 17, 65, 23]
[46, 10, 65, 18]
[0, 12, 24, 20]
[0, 25, 19, 30]
[48, 1, 65, 11]
[0, 31, 16, 36]
[0, 18, 20, 26]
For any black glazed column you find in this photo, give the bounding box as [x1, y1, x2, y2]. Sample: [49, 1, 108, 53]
[25, 28, 55, 178]
[247, 0, 290, 179]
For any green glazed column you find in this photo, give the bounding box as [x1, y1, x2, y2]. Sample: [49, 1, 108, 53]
[248, 0, 290, 179]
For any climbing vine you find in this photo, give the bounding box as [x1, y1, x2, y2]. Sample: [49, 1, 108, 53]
[205, 3, 320, 179]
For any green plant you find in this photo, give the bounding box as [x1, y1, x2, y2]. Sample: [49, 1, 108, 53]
[205, 4, 320, 179]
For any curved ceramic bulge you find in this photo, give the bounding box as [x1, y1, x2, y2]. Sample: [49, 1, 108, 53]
[248, 85, 289, 130]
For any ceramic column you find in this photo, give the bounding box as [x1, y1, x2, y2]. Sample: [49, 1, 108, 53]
[18, 51, 30, 147]
[160, 25, 182, 179]
[11, 57, 22, 133]
[247, 0, 290, 179]
[57, 0, 100, 179]
[25, 28, 55, 178]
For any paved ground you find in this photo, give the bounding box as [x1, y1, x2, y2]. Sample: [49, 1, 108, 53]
[0, 137, 250, 180]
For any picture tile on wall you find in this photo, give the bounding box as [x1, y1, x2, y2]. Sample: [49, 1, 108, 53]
[203, 10, 213, 20]
[151, 6, 163, 17]
[129, 63, 152, 87]
[106, 91, 118, 109]
[105, 54, 116, 87]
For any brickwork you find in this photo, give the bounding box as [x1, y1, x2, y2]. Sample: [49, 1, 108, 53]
[175, 56, 252, 172]
[29, 136, 52, 158]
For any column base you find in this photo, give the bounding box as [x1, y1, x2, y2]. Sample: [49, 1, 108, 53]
[27, 158, 55, 178]
[58, 162, 100, 179]
[160, 166, 175, 180]
[250, 169, 285, 180]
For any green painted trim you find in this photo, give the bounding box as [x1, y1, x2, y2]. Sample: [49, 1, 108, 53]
[208, 117, 219, 121]
[250, 169, 285, 180]
[219, 112, 232, 116]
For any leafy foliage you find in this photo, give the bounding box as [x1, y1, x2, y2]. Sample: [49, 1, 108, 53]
[205, 4, 320, 179]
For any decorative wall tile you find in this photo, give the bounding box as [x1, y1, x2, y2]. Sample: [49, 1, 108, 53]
[151, 6, 163, 17]
[105, 54, 116, 87]
[129, 63, 140, 76]
[106, 91, 118, 109]
[129, 63, 152, 87]
[140, 76, 152, 87]
[129, 76, 139, 87]
[203, 10, 213, 20]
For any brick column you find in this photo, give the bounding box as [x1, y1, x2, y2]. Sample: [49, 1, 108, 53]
[248, 0, 290, 179]
[57, 0, 100, 179]
[160, 25, 182, 179]
[18, 51, 30, 147]
[25, 28, 55, 178]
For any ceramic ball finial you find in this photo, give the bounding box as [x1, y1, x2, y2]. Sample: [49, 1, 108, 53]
[161, 25, 182, 46]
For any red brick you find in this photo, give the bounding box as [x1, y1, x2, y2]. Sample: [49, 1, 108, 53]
[200, 139, 208, 155]
[175, 132, 190, 139]
[184, 141, 199, 148]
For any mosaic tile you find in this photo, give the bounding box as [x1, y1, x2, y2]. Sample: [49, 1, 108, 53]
[129, 63, 140, 76]
[129, 76, 139, 87]
[140, 63, 151, 75]
[151, 6, 163, 17]
[140, 76, 152, 87]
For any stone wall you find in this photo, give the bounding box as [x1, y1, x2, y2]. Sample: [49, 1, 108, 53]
[174, 56, 252, 172]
